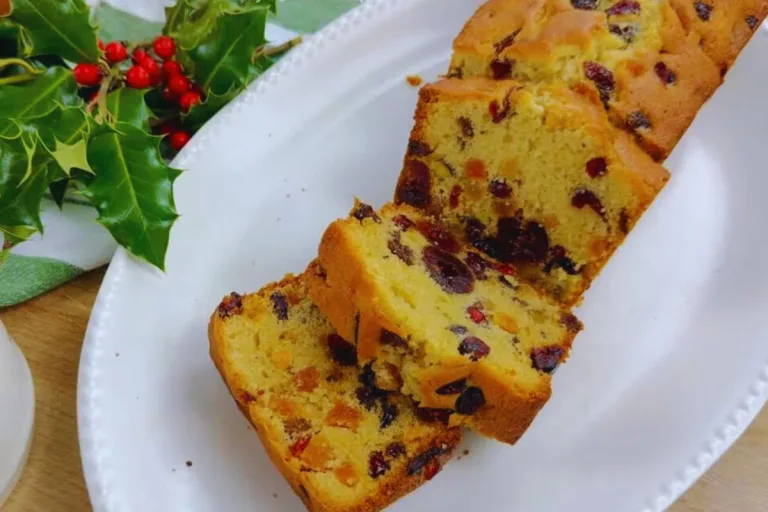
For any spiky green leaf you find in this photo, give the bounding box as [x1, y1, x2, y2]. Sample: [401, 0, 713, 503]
[83, 123, 180, 270]
[9, 0, 99, 63]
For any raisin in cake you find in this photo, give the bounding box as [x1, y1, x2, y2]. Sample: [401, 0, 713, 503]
[306, 202, 583, 445]
[395, 78, 669, 306]
[209, 275, 461, 512]
[449, 0, 723, 160]
[669, 0, 768, 74]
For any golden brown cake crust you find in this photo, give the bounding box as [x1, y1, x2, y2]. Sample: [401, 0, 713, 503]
[450, 0, 724, 161]
[670, 0, 768, 73]
[306, 203, 582, 445]
[209, 275, 462, 512]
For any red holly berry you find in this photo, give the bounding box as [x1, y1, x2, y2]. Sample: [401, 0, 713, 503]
[132, 48, 148, 63]
[179, 91, 201, 111]
[153, 36, 176, 60]
[158, 122, 175, 136]
[169, 130, 191, 151]
[167, 74, 189, 96]
[162, 60, 182, 79]
[138, 56, 162, 86]
[73, 63, 101, 87]
[162, 86, 177, 102]
[104, 41, 128, 63]
[125, 66, 151, 89]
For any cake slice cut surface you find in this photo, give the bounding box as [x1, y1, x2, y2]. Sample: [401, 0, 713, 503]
[395, 77, 669, 306]
[307, 202, 583, 445]
[209, 274, 461, 512]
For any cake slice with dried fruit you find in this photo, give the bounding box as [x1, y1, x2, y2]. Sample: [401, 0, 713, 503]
[209, 275, 461, 512]
[395, 78, 669, 306]
[449, 0, 724, 160]
[306, 202, 582, 446]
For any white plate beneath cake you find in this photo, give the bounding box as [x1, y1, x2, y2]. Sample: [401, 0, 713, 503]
[78, 0, 768, 511]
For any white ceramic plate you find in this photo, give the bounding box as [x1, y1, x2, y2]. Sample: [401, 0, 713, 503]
[78, 1, 768, 511]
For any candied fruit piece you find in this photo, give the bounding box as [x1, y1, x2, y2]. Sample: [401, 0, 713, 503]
[458, 336, 491, 361]
[422, 246, 475, 294]
[455, 386, 486, 415]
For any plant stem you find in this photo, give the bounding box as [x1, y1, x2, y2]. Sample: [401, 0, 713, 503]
[0, 58, 44, 75]
[252, 36, 303, 62]
[0, 73, 39, 86]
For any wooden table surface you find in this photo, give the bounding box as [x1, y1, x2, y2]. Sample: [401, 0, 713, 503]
[2, 268, 767, 512]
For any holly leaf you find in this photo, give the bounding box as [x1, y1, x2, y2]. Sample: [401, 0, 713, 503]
[83, 123, 180, 270]
[0, 19, 31, 58]
[183, 7, 269, 95]
[48, 178, 69, 209]
[166, 0, 274, 51]
[182, 87, 237, 129]
[9, 0, 99, 63]
[0, 67, 80, 137]
[93, 4, 163, 43]
[0, 134, 57, 241]
[271, 0, 358, 33]
[28, 105, 92, 176]
[105, 88, 152, 130]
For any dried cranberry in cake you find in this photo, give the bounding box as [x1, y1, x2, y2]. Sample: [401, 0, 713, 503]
[618, 210, 630, 234]
[436, 379, 468, 395]
[368, 451, 390, 478]
[489, 178, 512, 198]
[455, 387, 486, 415]
[572, 190, 606, 219]
[586, 157, 607, 178]
[458, 337, 491, 361]
[422, 246, 475, 294]
[290, 435, 312, 457]
[490, 58, 513, 79]
[407, 139, 433, 157]
[571, 0, 598, 9]
[457, 117, 474, 138]
[694, 1, 712, 21]
[654, 62, 677, 85]
[327, 334, 357, 366]
[464, 217, 486, 244]
[270, 292, 289, 321]
[494, 29, 521, 54]
[495, 262, 517, 276]
[605, 0, 640, 16]
[449, 185, 462, 208]
[407, 446, 443, 476]
[217, 292, 243, 318]
[609, 24, 637, 44]
[396, 160, 431, 208]
[531, 346, 564, 373]
[488, 94, 513, 123]
[379, 402, 398, 429]
[388, 233, 414, 265]
[747, 15, 759, 30]
[560, 312, 582, 334]
[466, 304, 486, 324]
[465, 252, 491, 280]
[380, 329, 408, 348]
[627, 111, 651, 130]
[417, 221, 460, 253]
[544, 245, 580, 275]
[501, 219, 550, 264]
[448, 325, 469, 335]
[392, 214, 415, 231]
[352, 203, 381, 223]
[386, 442, 407, 459]
[423, 457, 441, 481]
[584, 61, 615, 104]
[416, 407, 453, 425]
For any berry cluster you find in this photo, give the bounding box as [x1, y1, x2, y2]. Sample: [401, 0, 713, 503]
[73, 36, 202, 152]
